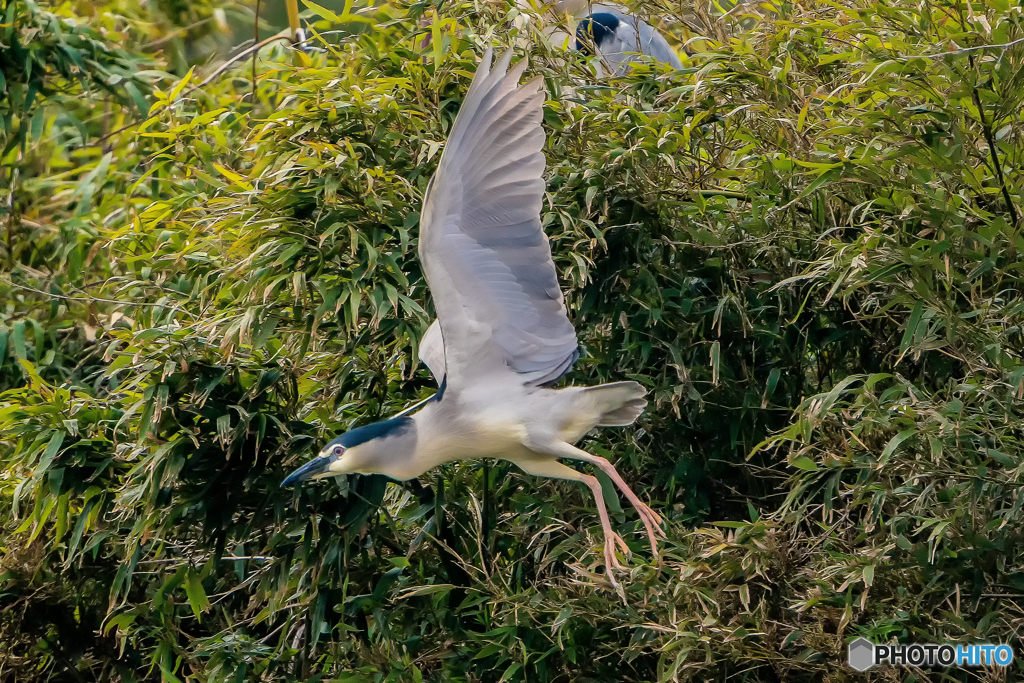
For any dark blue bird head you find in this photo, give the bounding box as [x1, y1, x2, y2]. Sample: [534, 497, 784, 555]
[575, 13, 620, 56]
[281, 416, 414, 486]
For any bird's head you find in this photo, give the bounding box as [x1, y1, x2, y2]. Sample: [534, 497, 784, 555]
[575, 13, 620, 55]
[281, 416, 415, 486]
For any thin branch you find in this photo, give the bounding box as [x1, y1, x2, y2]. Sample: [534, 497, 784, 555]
[971, 86, 1020, 225]
[907, 36, 1024, 60]
[139, 16, 216, 49]
[4, 280, 199, 319]
[136, 555, 274, 564]
[5, 167, 16, 270]
[252, 0, 261, 101]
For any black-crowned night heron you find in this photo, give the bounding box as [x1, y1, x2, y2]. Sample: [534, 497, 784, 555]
[574, 8, 684, 75]
[283, 47, 664, 581]
[515, 0, 683, 75]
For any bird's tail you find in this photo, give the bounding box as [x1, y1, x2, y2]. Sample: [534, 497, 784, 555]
[579, 381, 648, 427]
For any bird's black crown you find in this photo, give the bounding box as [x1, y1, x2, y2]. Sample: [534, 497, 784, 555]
[575, 13, 621, 55]
[327, 415, 414, 450]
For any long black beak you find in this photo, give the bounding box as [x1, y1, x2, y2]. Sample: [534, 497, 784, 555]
[282, 454, 335, 487]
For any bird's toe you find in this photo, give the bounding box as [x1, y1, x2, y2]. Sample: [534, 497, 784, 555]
[639, 505, 666, 536]
[640, 503, 665, 527]
[603, 538, 627, 572]
[614, 534, 631, 558]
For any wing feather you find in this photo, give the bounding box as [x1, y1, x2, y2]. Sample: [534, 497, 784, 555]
[418, 48, 578, 389]
[418, 319, 446, 383]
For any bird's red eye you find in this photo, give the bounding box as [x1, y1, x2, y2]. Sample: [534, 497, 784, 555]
[332, 445, 344, 457]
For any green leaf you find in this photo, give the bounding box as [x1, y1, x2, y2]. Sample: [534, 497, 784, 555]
[184, 568, 210, 621]
[765, 367, 781, 401]
[303, 0, 341, 22]
[880, 429, 916, 464]
[11, 320, 27, 360]
[790, 456, 819, 471]
[899, 299, 925, 358]
[473, 643, 504, 660]
[37, 431, 66, 473]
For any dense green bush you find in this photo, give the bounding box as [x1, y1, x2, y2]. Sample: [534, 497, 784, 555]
[2, 0, 1023, 680]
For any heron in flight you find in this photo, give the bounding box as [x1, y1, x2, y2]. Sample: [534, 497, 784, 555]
[283, 47, 664, 580]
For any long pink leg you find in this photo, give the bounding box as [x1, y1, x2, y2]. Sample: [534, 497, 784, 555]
[546, 444, 665, 556]
[514, 458, 629, 584]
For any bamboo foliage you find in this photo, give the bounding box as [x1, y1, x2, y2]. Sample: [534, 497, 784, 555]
[1, 0, 1024, 680]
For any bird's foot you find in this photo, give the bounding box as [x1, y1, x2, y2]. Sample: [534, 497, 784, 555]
[633, 500, 667, 556]
[603, 531, 629, 572]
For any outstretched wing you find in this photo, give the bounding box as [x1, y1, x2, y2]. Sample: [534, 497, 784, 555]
[418, 48, 578, 390]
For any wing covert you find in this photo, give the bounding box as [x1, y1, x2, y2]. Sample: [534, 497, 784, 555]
[417, 319, 446, 384]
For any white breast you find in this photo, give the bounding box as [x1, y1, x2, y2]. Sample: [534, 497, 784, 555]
[408, 379, 533, 469]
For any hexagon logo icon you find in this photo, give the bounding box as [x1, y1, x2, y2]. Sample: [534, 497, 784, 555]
[848, 637, 875, 672]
